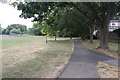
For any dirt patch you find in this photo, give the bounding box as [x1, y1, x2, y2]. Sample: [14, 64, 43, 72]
[97, 62, 120, 78]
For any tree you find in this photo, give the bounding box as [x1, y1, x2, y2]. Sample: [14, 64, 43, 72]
[84, 19, 96, 43]
[27, 28, 34, 35]
[32, 22, 42, 35]
[17, 2, 90, 41]
[71, 2, 120, 49]
[45, 7, 62, 41]
[4, 24, 27, 35]
[40, 21, 49, 43]
[10, 28, 21, 34]
[17, 2, 120, 49]
[57, 6, 90, 39]
[2, 29, 6, 34]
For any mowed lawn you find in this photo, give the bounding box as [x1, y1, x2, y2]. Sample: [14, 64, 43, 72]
[1, 36, 73, 78]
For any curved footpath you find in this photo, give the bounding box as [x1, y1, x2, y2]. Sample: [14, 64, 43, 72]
[59, 40, 120, 78]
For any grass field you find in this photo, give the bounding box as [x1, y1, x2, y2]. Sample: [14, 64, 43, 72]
[1, 36, 73, 78]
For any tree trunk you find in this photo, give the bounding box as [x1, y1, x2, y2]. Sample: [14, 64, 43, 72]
[99, 26, 109, 49]
[70, 35, 72, 39]
[90, 32, 93, 43]
[89, 26, 94, 43]
[55, 35, 56, 41]
[46, 35, 47, 43]
[98, 9, 111, 49]
[99, 17, 110, 49]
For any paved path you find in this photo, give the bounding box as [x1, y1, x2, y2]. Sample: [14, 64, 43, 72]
[59, 40, 120, 78]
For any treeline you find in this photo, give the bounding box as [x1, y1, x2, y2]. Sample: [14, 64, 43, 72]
[25, 6, 90, 39]
[10, 2, 120, 49]
[1, 24, 27, 35]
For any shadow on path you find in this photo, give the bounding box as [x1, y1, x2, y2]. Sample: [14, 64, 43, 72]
[59, 40, 120, 78]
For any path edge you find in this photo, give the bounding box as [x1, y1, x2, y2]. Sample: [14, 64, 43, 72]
[56, 40, 75, 78]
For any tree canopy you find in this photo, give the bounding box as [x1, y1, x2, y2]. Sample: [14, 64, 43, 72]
[2, 24, 27, 35]
[17, 2, 120, 49]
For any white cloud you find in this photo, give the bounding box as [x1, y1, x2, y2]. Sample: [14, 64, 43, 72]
[0, 2, 33, 28]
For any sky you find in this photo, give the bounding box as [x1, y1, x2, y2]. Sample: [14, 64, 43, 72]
[0, 2, 33, 28]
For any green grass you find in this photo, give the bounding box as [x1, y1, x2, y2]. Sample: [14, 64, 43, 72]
[1, 36, 45, 49]
[1, 36, 73, 78]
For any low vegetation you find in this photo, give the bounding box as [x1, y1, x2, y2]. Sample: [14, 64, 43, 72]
[1, 36, 73, 78]
[81, 40, 119, 59]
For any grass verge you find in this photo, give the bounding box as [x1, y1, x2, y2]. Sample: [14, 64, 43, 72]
[1, 36, 74, 78]
[81, 40, 119, 59]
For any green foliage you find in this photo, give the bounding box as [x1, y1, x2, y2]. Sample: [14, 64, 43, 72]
[2, 24, 27, 35]
[27, 23, 42, 36]
[40, 21, 49, 35]
[2, 29, 6, 34]
[112, 16, 120, 20]
[10, 2, 18, 8]
[17, 2, 55, 21]
[73, 2, 120, 27]
[17, 2, 120, 48]
[10, 28, 21, 34]
[54, 7, 89, 38]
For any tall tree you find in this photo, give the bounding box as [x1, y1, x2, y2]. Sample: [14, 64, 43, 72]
[32, 22, 42, 35]
[71, 2, 120, 48]
[4, 24, 27, 34]
[40, 21, 50, 43]
[17, 2, 120, 49]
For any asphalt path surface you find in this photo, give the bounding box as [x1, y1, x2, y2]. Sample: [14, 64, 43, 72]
[59, 40, 120, 78]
